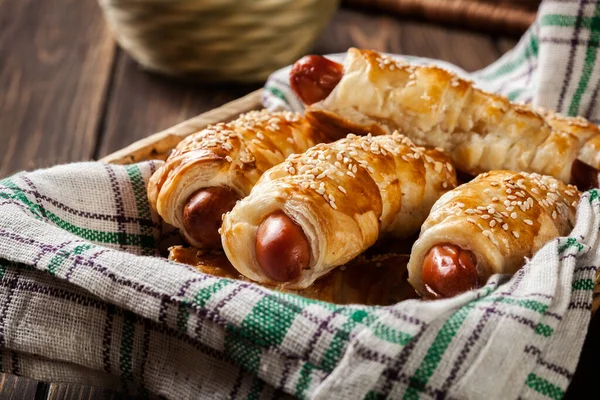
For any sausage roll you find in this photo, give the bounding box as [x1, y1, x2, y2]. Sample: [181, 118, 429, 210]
[168, 246, 418, 306]
[407, 170, 581, 299]
[221, 132, 457, 289]
[290, 47, 600, 189]
[147, 110, 325, 248]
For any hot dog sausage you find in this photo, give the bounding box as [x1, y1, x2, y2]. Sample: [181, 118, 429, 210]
[571, 159, 600, 191]
[255, 211, 311, 282]
[183, 187, 239, 248]
[290, 55, 343, 105]
[421, 243, 481, 299]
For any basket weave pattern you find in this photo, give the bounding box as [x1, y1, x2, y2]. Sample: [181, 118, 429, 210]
[98, 0, 339, 82]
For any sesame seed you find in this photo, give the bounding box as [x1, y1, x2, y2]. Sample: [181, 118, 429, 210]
[501, 212, 509, 217]
[477, 206, 487, 211]
[506, 189, 512, 194]
[506, 206, 514, 211]
[225, 156, 233, 162]
[442, 182, 448, 189]
[347, 171, 355, 178]
[467, 218, 476, 223]
[552, 210, 557, 219]
[504, 200, 511, 207]
[465, 209, 476, 214]
[481, 214, 491, 220]
[289, 167, 296, 174]
[502, 224, 509, 231]
[490, 182, 499, 186]
[456, 202, 465, 208]
[489, 220, 497, 227]
[492, 197, 499, 202]
[565, 190, 575, 196]
[482, 230, 492, 237]
[524, 219, 533, 225]
[510, 212, 517, 219]
[512, 231, 520, 238]
[330, 202, 337, 210]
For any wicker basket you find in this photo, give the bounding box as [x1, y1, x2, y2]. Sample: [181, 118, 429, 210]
[97, 0, 339, 82]
[342, 0, 540, 35]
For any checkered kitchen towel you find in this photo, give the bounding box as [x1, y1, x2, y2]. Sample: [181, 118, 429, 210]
[1, 1, 600, 399]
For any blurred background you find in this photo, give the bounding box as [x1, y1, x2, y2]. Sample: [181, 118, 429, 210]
[0, 0, 537, 177]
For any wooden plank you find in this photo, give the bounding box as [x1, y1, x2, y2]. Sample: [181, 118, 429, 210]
[46, 383, 119, 400]
[312, 8, 503, 72]
[0, 374, 40, 400]
[94, 50, 262, 159]
[0, 0, 115, 177]
[496, 37, 520, 54]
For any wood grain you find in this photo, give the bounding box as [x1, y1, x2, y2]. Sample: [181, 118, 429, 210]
[0, 373, 40, 399]
[312, 9, 504, 72]
[94, 50, 261, 159]
[0, 0, 115, 178]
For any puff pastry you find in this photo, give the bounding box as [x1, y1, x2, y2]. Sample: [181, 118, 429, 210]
[168, 246, 418, 306]
[293, 48, 600, 188]
[407, 170, 580, 299]
[147, 110, 325, 248]
[221, 132, 457, 289]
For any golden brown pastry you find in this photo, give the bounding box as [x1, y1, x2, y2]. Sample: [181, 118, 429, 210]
[168, 245, 418, 306]
[407, 170, 581, 299]
[147, 110, 325, 248]
[289, 47, 600, 189]
[221, 132, 457, 290]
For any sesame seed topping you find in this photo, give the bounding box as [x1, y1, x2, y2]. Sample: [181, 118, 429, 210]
[225, 156, 233, 162]
[481, 214, 491, 220]
[338, 186, 347, 194]
[492, 197, 499, 202]
[524, 219, 533, 225]
[512, 231, 520, 238]
[483, 230, 492, 237]
[552, 210, 557, 219]
[502, 224, 509, 231]
[467, 218, 476, 223]
[489, 220, 497, 227]
[510, 212, 517, 219]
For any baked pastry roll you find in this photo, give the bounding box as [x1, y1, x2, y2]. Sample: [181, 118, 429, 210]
[147, 110, 325, 248]
[168, 246, 418, 306]
[221, 132, 457, 289]
[407, 170, 580, 299]
[290, 47, 600, 189]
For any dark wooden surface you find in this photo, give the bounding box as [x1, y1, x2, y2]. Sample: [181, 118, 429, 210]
[0, 1, 596, 399]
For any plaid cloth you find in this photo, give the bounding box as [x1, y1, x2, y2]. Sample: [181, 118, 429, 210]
[1, 1, 599, 398]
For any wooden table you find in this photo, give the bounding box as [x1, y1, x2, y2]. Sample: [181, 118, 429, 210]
[0, 1, 597, 398]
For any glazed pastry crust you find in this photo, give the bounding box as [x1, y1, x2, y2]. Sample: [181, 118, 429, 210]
[407, 170, 580, 297]
[168, 246, 418, 306]
[307, 48, 600, 183]
[221, 132, 457, 289]
[147, 110, 324, 247]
